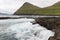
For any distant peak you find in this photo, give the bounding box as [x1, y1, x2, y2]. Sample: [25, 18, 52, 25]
[23, 2, 34, 6]
[24, 2, 30, 4]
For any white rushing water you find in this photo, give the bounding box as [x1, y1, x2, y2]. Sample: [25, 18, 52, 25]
[0, 18, 54, 40]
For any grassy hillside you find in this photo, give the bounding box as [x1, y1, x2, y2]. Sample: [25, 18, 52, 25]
[14, 2, 60, 15]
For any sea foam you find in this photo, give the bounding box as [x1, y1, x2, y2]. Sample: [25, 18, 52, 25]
[0, 18, 54, 40]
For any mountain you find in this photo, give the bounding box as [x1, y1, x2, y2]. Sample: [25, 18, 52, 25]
[14, 2, 60, 15]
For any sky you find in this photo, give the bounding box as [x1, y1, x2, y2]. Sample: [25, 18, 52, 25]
[0, 0, 60, 14]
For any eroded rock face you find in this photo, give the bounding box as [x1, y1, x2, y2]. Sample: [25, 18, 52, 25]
[35, 17, 60, 40]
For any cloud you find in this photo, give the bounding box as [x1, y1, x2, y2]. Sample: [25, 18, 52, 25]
[0, 0, 60, 14]
[0, 0, 25, 14]
[27, 0, 60, 8]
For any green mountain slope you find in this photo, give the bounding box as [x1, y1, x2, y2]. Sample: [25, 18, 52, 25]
[14, 2, 60, 15]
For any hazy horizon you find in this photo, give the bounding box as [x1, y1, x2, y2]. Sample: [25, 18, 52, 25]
[0, 0, 60, 14]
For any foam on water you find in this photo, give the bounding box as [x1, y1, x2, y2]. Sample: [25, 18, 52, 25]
[0, 18, 55, 40]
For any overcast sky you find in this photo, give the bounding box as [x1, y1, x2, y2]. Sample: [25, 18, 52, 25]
[0, 0, 60, 14]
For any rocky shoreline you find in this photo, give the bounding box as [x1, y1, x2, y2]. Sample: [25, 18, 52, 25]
[35, 17, 60, 40]
[0, 17, 60, 40]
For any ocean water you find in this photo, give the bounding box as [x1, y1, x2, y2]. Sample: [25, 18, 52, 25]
[0, 18, 54, 40]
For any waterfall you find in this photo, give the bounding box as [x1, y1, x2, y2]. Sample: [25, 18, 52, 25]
[0, 18, 55, 40]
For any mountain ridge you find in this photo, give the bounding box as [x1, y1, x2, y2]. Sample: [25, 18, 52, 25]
[14, 2, 60, 15]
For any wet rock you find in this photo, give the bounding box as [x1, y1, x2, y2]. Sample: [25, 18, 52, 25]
[35, 17, 60, 40]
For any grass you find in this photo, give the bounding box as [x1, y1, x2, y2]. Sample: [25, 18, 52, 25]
[14, 2, 60, 15]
